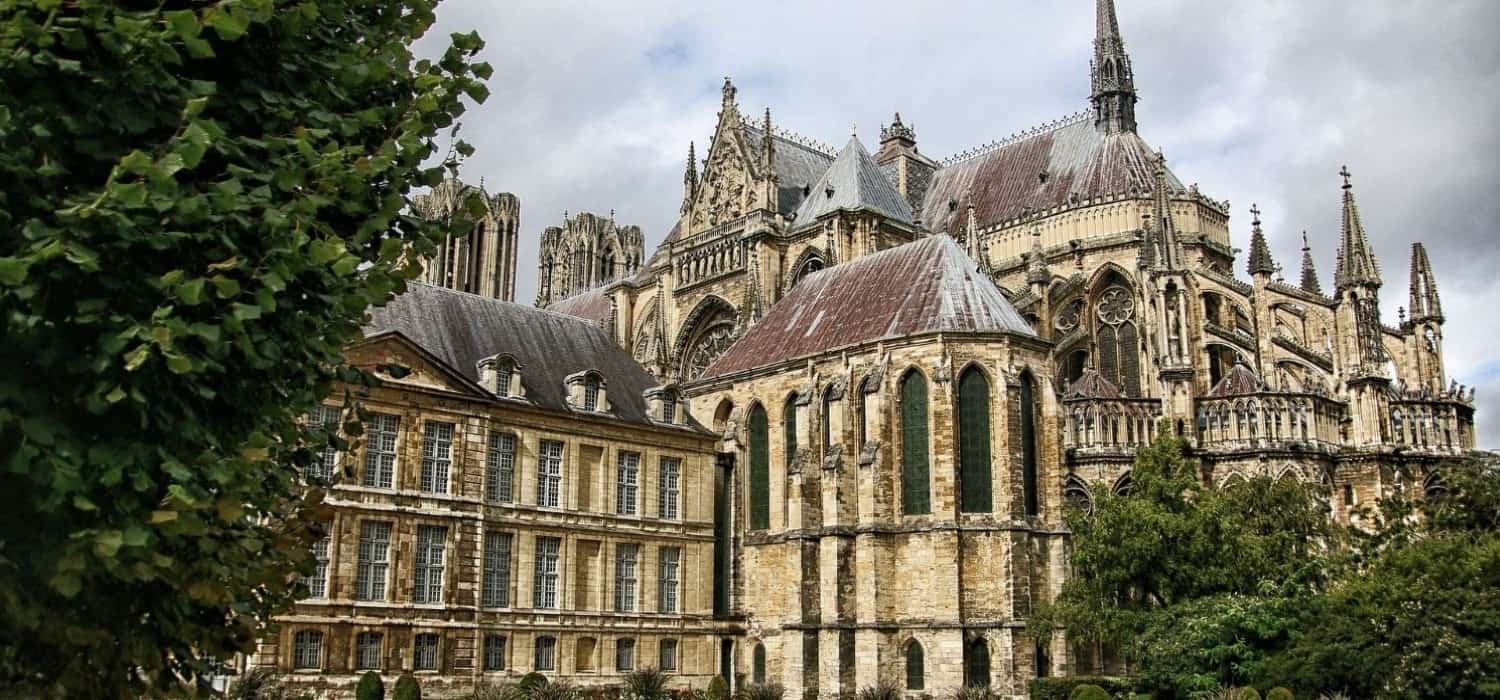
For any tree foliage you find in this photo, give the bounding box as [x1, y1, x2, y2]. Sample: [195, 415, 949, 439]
[0, 0, 487, 696]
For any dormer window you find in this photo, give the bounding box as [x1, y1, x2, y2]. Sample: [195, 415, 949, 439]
[583, 375, 601, 411]
[477, 354, 525, 400]
[662, 392, 677, 423]
[644, 386, 686, 425]
[496, 359, 515, 397]
[564, 370, 608, 413]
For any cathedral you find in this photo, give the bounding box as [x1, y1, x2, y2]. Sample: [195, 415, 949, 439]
[254, 1, 1479, 697]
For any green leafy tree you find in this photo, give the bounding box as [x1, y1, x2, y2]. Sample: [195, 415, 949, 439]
[393, 673, 422, 700]
[0, 0, 488, 696]
[358, 671, 386, 700]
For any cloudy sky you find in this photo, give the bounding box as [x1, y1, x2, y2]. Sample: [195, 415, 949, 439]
[417, 0, 1500, 447]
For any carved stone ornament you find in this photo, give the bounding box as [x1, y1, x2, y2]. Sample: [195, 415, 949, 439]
[1096, 286, 1135, 325]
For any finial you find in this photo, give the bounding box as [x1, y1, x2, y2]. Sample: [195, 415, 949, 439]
[850, 121, 857, 137]
[1340, 165, 1352, 190]
[1302, 230, 1310, 250]
[1250, 203, 1261, 226]
[721, 76, 736, 105]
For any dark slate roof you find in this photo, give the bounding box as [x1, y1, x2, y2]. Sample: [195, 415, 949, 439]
[921, 113, 1184, 235]
[365, 283, 665, 426]
[702, 235, 1035, 378]
[791, 137, 914, 228]
[546, 285, 611, 324]
[1208, 362, 1264, 397]
[744, 125, 836, 215]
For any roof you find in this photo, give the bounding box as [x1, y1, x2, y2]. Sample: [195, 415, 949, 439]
[365, 283, 670, 427]
[1208, 362, 1264, 397]
[921, 113, 1183, 234]
[1065, 367, 1122, 399]
[791, 137, 914, 228]
[702, 235, 1035, 378]
[744, 124, 837, 215]
[546, 285, 611, 324]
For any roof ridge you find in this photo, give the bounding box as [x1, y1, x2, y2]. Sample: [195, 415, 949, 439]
[938, 109, 1094, 167]
[740, 116, 836, 157]
[408, 281, 610, 327]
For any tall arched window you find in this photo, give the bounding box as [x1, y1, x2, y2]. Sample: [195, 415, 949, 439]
[905, 640, 925, 690]
[1094, 284, 1140, 396]
[900, 370, 930, 515]
[1020, 372, 1039, 517]
[749, 405, 769, 531]
[783, 395, 799, 472]
[963, 636, 990, 688]
[822, 387, 836, 454]
[958, 367, 992, 513]
[752, 642, 767, 684]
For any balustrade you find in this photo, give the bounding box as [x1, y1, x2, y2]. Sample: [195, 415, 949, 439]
[1195, 392, 1343, 449]
[1062, 397, 1162, 451]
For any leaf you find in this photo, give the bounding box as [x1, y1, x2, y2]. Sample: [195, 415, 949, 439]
[122, 527, 150, 547]
[165, 354, 193, 374]
[174, 277, 205, 305]
[104, 386, 127, 404]
[150, 510, 179, 524]
[207, 256, 240, 272]
[164, 10, 201, 39]
[205, 8, 249, 41]
[0, 257, 28, 286]
[210, 276, 240, 298]
[122, 345, 150, 371]
[94, 530, 124, 558]
[73, 496, 98, 511]
[49, 572, 82, 599]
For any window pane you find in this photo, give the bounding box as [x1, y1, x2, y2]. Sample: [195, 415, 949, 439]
[483, 532, 512, 608]
[658, 457, 681, 520]
[355, 521, 391, 601]
[616, 638, 635, 672]
[413, 526, 447, 604]
[614, 544, 638, 612]
[538, 440, 564, 508]
[901, 372, 931, 514]
[616, 452, 639, 516]
[310, 405, 340, 483]
[356, 632, 383, 670]
[414, 633, 439, 670]
[534, 537, 560, 609]
[749, 405, 769, 530]
[293, 630, 322, 670]
[486, 433, 516, 503]
[420, 421, 453, 494]
[362, 413, 400, 489]
[483, 635, 506, 671]
[535, 636, 556, 671]
[658, 546, 680, 613]
[659, 639, 678, 672]
[302, 537, 330, 599]
[958, 368, 993, 513]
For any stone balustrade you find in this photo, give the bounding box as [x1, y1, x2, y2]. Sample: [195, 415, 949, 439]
[1195, 392, 1344, 449]
[1062, 396, 1163, 452]
[1388, 398, 1475, 453]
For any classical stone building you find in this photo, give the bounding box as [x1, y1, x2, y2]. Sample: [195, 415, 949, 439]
[412, 178, 521, 302]
[531, 0, 1481, 697]
[253, 284, 729, 695]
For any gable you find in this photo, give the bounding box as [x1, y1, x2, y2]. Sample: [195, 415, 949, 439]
[346, 331, 489, 399]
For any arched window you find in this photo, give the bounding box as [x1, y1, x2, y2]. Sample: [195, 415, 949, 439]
[783, 394, 799, 473]
[748, 405, 769, 531]
[963, 636, 990, 688]
[905, 640, 925, 690]
[958, 367, 992, 513]
[1094, 284, 1140, 396]
[1063, 476, 1093, 516]
[901, 370, 931, 515]
[752, 642, 767, 684]
[858, 376, 875, 446]
[822, 387, 836, 454]
[1020, 372, 1039, 517]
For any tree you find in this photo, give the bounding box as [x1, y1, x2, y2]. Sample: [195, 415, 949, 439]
[0, 1, 488, 696]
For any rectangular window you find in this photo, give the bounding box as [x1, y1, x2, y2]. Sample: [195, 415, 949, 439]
[302, 537, 329, 599]
[663, 397, 676, 423]
[659, 639, 678, 672]
[362, 413, 400, 489]
[534, 636, 556, 671]
[614, 544, 639, 612]
[355, 521, 392, 601]
[420, 421, 454, 494]
[310, 405, 340, 482]
[486, 432, 516, 503]
[482, 532, 512, 608]
[413, 525, 447, 604]
[538, 440, 564, 508]
[413, 633, 439, 671]
[616, 451, 640, 516]
[658, 457, 681, 520]
[658, 546, 681, 614]
[483, 635, 506, 672]
[292, 630, 322, 670]
[615, 638, 635, 672]
[584, 379, 600, 411]
[355, 632, 383, 670]
[533, 536, 561, 609]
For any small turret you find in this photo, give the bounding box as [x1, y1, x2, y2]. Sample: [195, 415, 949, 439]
[1334, 166, 1382, 290]
[1407, 242, 1443, 324]
[1246, 204, 1276, 278]
[1299, 231, 1323, 295]
[1026, 213, 1050, 287]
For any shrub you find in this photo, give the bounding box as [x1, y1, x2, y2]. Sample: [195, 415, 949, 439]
[393, 672, 421, 700]
[952, 686, 994, 700]
[707, 677, 729, 700]
[520, 673, 550, 696]
[463, 683, 519, 700]
[531, 680, 579, 700]
[626, 668, 670, 700]
[1030, 677, 1135, 700]
[1068, 685, 1111, 700]
[357, 671, 386, 700]
[856, 681, 903, 700]
[1233, 690, 1260, 700]
[227, 668, 287, 700]
[1266, 690, 1293, 700]
[737, 682, 786, 700]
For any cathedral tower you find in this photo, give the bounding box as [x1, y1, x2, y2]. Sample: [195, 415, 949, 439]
[413, 176, 520, 302]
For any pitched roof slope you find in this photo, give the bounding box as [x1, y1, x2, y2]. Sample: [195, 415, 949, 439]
[365, 283, 662, 425]
[921, 113, 1184, 235]
[744, 125, 837, 215]
[702, 236, 1035, 378]
[546, 285, 611, 323]
[791, 136, 915, 228]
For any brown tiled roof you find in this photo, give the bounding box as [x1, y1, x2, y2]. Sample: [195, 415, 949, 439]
[365, 283, 673, 427]
[1065, 367, 1122, 399]
[1208, 362, 1264, 397]
[546, 285, 611, 324]
[921, 114, 1183, 235]
[701, 235, 1035, 378]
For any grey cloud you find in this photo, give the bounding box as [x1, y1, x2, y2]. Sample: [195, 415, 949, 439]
[419, 0, 1500, 446]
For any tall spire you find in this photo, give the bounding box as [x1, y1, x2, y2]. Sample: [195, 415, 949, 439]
[1247, 203, 1276, 277]
[1090, 0, 1138, 134]
[1299, 231, 1323, 295]
[1334, 166, 1382, 290]
[1408, 242, 1443, 323]
[1149, 150, 1182, 269]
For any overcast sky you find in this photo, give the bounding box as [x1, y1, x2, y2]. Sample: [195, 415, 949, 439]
[417, 0, 1500, 447]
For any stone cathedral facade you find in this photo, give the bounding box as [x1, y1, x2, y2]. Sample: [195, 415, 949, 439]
[256, 1, 1480, 698]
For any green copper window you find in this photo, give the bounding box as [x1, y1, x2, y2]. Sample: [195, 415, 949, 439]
[958, 367, 993, 513]
[1020, 372, 1039, 517]
[749, 405, 769, 530]
[901, 370, 930, 515]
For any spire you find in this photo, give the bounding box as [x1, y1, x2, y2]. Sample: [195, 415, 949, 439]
[1334, 166, 1382, 289]
[741, 242, 764, 325]
[684, 141, 697, 188]
[1136, 206, 1156, 269]
[1407, 242, 1443, 323]
[1299, 231, 1324, 295]
[1090, 0, 1138, 134]
[1247, 203, 1275, 277]
[1149, 150, 1182, 269]
[1026, 211, 1050, 286]
[762, 108, 775, 171]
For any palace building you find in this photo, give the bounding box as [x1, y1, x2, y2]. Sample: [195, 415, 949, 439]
[256, 1, 1480, 697]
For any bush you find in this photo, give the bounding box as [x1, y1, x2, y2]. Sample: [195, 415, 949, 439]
[707, 677, 729, 700]
[1266, 690, 1293, 700]
[531, 680, 579, 700]
[1030, 677, 1135, 700]
[856, 682, 903, 700]
[358, 671, 386, 700]
[625, 668, 669, 700]
[227, 668, 287, 700]
[463, 683, 520, 700]
[952, 687, 994, 700]
[393, 672, 421, 700]
[1232, 690, 1260, 700]
[520, 673, 550, 696]
[1069, 685, 1111, 700]
[737, 683, 785, 700]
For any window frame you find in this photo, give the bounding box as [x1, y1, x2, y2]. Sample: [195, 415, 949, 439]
[615, 637, 636, 672]
[534, 635, 557, 671]
[659, 639, 678, 672]
[354, 520, 392, 602]
[614, 543, 639, 612]
[482, 531, 513, 608]
[533, 536, 561, 609]
[292, 629, 322, 671]
[616, 451, 640, 516]
[419, 420, 454, 494]
[537, 440, 564, 508]
[361, 413, 400, 489]
[658, 456, 681, 520]
[658, 546, 681, 614]
[482, 634, 507, 672]
[486, 431, 517, 503]
[412, 525, 447, 605]
[302, 536, 330, 599]
[413, 632, 440, 672]
[355, 631, 384, 671]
